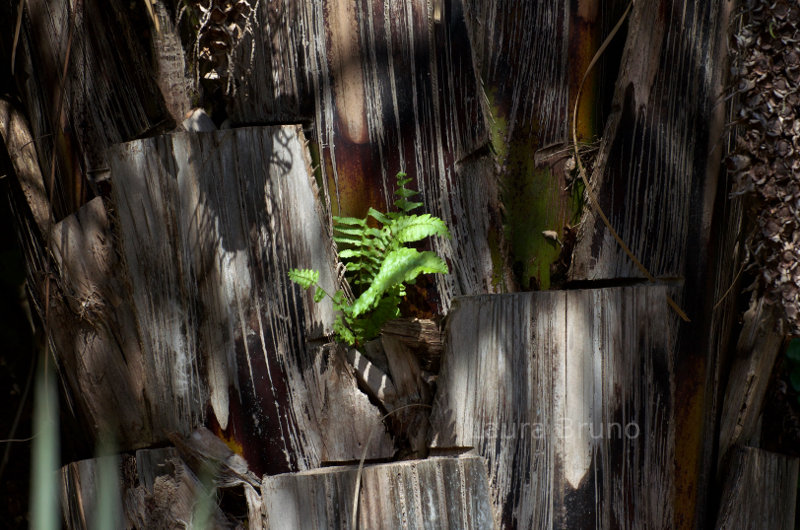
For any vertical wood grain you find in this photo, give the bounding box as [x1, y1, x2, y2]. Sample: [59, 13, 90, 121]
[715, 446, 799, 530]
[563, 2, 736, 525]
[17, 0, 174, 217]
[258, 456, 495, 529]
[568, 1, 733, 282]
[51, 197, 150, 447]
[109, 126, 393, 471]
[212, 0, 511, 306]
[429, 286, 676, 528]
[310, 0, 506, 310]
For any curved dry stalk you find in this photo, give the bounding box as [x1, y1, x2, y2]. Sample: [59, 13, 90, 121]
[571, 1, 690, 322]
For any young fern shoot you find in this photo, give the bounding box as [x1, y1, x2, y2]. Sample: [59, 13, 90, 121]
[288, 172, 450, 346]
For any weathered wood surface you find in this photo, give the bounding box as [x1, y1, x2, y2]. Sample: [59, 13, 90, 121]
[429, 287, 676, 529]
[381, 334, 434, 456]
[562, 2, 736, 526]
[223, 0, 312, 123]
[151, 0, 193, 122]
[315, 0, 507, 312]
[304, 0, 510, 309]
[382, 317, 444, 372]
[61, 446, 244, 529]
[101, 125, 392, 471]
[717, 298, 784, 467]
[346, 332, 435, 457]
[0, 99, 53, 235]
[568, 0, 733, 282]
[13, 0, 176, 218]
[61, 455, 126, 530]
[255, 456, 495, 529]
[696, 71, 749, 527]
[106, 0, 511, 315]
[50, 197, 150, 447]
[715, 446, 799, 530]
[168, 426, 260, 488]
[697, 192, 748, 527]
[461, 0, 612, 290]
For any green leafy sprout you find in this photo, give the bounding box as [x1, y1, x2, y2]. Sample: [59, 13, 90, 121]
[289, 172, 451, 346]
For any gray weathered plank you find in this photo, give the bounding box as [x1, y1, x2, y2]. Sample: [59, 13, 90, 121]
[0, 99, 53, 235]
[715, 446, 799, 530]
[15, 0, 175, 217]
[463, 0, 571, 149]
[256, 456, 495, 529]
[429, 286, 676, 529]
[108, 126, 393, 471]
[560, 3, 736, 525]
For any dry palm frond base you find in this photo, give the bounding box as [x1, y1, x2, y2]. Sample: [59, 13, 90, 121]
[728, 0, 800, 334]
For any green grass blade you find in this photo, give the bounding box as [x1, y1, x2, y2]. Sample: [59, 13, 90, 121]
[93, 437, 121, 530]
[30, 361, 59, 530]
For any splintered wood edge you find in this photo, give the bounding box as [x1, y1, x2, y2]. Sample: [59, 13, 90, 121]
[717, 296, 784, 468]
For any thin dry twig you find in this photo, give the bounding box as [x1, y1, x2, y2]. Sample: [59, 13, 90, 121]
[11, 0, 26, 76]
[570, 1, 690, 322]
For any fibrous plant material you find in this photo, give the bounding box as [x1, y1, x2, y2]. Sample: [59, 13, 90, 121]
[181, 0, 259, 94]
[728, 0, 800, 333]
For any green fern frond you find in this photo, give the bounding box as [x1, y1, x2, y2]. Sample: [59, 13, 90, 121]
[394, 198, 424, 213]
[332, 234, 366, 247]
[393, 171, 424, 213]
[287, 268, 319, 289]
[367, 207, 392, 225]
[292, 171, 449, 346]
[388, 214, 451, 244]
[314, 287, 326, 303]
[352, 291, 402, 342]
[351, 247, 449, 317]
[332, 225, 367, 237]
[332, 216, 367, 226]
[333, 315, 357, 346]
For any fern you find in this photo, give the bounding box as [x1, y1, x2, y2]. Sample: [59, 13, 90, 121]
[287, 269, 319, 289]
[350, 247, 448, 317]
[289, 172, 450, 346]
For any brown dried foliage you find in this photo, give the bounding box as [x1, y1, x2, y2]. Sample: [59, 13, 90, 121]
[729, 0, 800, 333]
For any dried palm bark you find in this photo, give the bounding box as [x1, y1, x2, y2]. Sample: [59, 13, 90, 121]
[728, 0, 800, 334]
